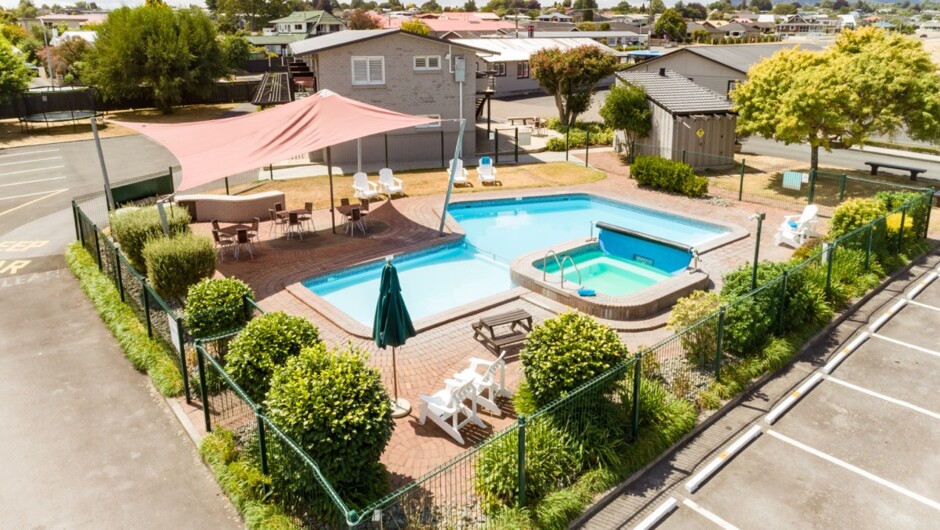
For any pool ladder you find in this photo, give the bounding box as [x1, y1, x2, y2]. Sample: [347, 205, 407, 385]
[542, 250, 582, 289]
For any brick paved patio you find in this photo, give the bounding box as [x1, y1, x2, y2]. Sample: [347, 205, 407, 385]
[190, 157, 802, 487]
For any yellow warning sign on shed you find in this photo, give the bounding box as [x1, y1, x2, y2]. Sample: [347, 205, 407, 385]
[696, 128, 705, 138]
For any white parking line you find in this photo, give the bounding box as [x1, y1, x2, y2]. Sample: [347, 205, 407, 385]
[767, 430, 940, 512]
[824, 375, 940, 421]
[0, 149, 59, 158]
[0, 166, 66, 177]
[0, 189, 68, 217]
[0, 156, 62, 167]
[0, 176, 67, 188]
[871, 333, 940, 358]
[906, 299, 940, 313]
[681, 499, 740, 530]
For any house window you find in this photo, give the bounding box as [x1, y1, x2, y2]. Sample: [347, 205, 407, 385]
[414, 55, 442, 71]
[727, 79, 742, 96]
[493, 62, 506, 76]
[293, 24, 304, 31]
[517, 62, 530, 79]
[416, 114, 442, 129]
[352, 56, 385, 86]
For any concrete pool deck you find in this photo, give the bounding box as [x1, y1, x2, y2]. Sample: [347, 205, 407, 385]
[191, 157, 800, 484]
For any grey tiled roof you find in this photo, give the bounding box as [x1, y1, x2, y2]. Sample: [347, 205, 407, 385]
[617, 70, 734, 115]
[684, 42, 824, 73]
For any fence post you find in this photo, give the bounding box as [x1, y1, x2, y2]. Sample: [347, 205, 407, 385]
[838, 173, 847, 202]
[738, 159, 746, 202]
[225, 177, 230, 196]
[93, 227, 102, 271]
[256, 410, 270, 493]
[268, 164, 274, 180]
[585, 131, 590, 167]
[863, 224, 874, 272]
[495, 131, 500, 165]
[114, 245, 124, 302]
[565, 129, 570, 161]
[777, 271, 788, 333]
[808, 169, 817, 205]
[514, 127, 519, 164]
[825, 241, 836, 302]
[384, 134, 389, 169]
[440, 130, 445, 169]
[77, 205, 85, 246]
[197, 346, 211, 433]
[715, 307, 726, 380]
[897, 205, 907, 253]
[629, 140, 635, 164]
[142, 279, 153, 338]
[242, 294, 252, 321]
[176, 317, 191, 403]
[632, 353, 642, 440]
[72, 201, 80, 241]
[517, 415, 527, 508]
[682, 149, 687, 164]
[924, 193, 933, 239]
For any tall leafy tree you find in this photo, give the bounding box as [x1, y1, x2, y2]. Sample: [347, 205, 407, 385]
[600, 82, 652, 145]
[401, 19, 430, 34]
[216, 0, 292, 31]
[750, 0, 771, 10]
[0, 36, 31, 103]
[530, 45, 618, 127]
[82, 5, 228, 113]
[463, 0, 477, 10]
[654, 8, 686, 41]
[347, 8, 383, 29]
[733, 28, 940, 171]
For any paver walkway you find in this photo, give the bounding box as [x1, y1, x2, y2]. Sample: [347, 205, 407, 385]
[0, 262, 239, 528]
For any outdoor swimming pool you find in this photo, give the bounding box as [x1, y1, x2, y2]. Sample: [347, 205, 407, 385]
[304, 194, 730, 326]
[538, 250, 672, 297]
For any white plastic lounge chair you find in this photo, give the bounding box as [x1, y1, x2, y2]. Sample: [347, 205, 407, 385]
[449, 158, 470, 186]
[452, 350, 511, 416]
[353, 172, 379, 200]
[477, 156, 498, 185]
[418, 379, 485, 445]
[775, 204, 819, 247]
[378, 168, 404, 197]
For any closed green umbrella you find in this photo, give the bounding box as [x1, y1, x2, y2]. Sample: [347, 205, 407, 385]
[373, 257, 417, 418]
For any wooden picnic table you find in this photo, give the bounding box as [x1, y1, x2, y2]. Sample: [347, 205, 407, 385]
[472, 309, 533, 354]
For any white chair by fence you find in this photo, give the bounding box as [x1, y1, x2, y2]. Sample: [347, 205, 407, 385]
[774, 204, 819, 247]
[477, 156, 498, 185]
[452, 350, 510, 416]
[378, 168, 404, 197]
[449, 158, 470, 186]
[418, 379, 485, 445]
[353, 172, 379, 200]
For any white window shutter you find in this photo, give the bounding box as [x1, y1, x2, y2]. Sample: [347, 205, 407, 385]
[428, 56, 440, 69]
[414, 56, 427, 69]
[368, 57, 384, 84]
[352, 58, 368, 85]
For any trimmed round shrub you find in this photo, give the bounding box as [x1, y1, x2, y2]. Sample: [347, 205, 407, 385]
[265, 344, 393, 517]
[184, 278, 254, 339]
[143, 232, 216, 302]
[110, 205, 191, 273]
[226, 312, 321, 404]
[521, 312, 628, 407]
[828, 198, 886, 240]
[630, 156, 708, 198]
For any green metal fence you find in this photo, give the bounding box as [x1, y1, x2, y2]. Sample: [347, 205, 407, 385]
[71, 183, 935, 528]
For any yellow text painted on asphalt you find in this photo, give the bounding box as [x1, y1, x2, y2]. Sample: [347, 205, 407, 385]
[0, 240, 49, 252]
[0, 259, 30, 275]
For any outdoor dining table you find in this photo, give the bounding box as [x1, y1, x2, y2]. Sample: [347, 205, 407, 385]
[217, 222, 252, 237]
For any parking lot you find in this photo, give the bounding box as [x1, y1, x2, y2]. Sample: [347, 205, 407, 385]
[580, 254, 940, 529]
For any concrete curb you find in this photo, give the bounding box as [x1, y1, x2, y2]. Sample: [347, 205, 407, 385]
[570, 243, 938, 529]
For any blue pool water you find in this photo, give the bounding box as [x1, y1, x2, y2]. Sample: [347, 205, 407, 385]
[305, 195, 728, 324]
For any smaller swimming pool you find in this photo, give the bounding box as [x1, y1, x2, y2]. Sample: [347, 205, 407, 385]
[539, 250, 672, 296]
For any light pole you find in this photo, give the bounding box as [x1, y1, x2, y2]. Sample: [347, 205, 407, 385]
[750, 212, 766, 289]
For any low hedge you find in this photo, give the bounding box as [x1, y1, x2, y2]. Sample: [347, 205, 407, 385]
[143, 233, 216, 302]
[184, 278, 255, 339]
[630, 156, 708, 197]
[65, 242, 183, 396]
[109, 205, 191, 273]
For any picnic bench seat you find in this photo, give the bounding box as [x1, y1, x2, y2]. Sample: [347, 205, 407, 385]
[472, 309, 533, 354]
[864, 161, 927, 181]
[506, 117, 532, 125]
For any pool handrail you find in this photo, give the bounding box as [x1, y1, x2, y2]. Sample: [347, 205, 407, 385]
[559, 254, 582, 289]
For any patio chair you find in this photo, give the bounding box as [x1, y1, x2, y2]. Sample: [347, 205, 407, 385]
[345, 207, 366, 237]
[211, 229, 236, 262]
[248, 217, 260, 243]
[353, 172, 379, 200]
[774, 204, 819, 247]
[268, 209, 286, 237]
[378, 168, 404, 197]
[449, 158, 470, 186]
[211, 219, 221, 232]
[274, 202, 284, 212]
[418, 379, 485, 445]
[235, 228, 254, 260]
[299, 202, 315, 233]
[286, 211, 305, 240]
[359, 199, 371, 228]
[477, 157, 498, 185]
[452, 350, 511, 416]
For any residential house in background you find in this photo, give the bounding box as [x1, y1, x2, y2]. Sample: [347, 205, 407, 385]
[616, 69, 737, 170]
[531, 30, 647, 48]
[451, 37, 618, 97]
[623, 43, 824, 98]
[247, 11, 346, 57]
[776, 14, 836, 36]
[34, 13, 107, 30]
[289, 29, 483, 168]
[381, 12, 515, 39]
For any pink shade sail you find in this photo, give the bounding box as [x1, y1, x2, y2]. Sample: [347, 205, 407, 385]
[113, 90, 439, 192]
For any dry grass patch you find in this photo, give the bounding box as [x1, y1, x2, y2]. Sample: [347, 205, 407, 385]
[237, 162, 607, 210]
[0, 103, 238, 148]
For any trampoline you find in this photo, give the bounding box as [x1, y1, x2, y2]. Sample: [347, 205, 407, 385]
[18, 109, 103, 133]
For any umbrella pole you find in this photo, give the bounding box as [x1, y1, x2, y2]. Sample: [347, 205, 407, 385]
[327, 146, 335, 234]
[390, 346, 411, 418]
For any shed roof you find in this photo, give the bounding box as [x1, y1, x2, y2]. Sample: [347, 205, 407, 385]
[449, 37, 614, 62]
[625, 43, 824, 75]
[618, 70, 734, 115]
